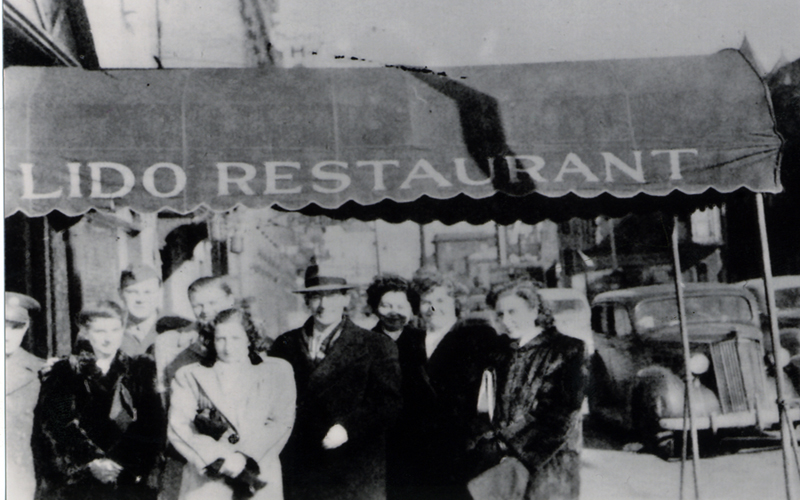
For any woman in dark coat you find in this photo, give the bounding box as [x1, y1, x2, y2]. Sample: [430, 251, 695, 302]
[385, 270, 506, 500]
[32, 301, 165, 500]
[469, 280, 586, 500]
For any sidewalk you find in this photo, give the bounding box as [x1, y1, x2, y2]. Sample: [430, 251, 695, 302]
[581, 447, 799, 500]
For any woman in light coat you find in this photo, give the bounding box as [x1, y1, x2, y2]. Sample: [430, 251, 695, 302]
[168, 308, 296, 500]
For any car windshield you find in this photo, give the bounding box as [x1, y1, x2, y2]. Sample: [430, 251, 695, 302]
[545, 298, 587, 314]
[634, 295, 753, 330]
[776, 287, 800, 310]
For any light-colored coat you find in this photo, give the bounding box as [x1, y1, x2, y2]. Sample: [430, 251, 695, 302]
[6, 348, 44, 500]
[168, 358, 296, 500]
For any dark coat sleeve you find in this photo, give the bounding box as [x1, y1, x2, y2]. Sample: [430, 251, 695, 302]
[32, 360, 105, 485]
[339, 332, 402, 444]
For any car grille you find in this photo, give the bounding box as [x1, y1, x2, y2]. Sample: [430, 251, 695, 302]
[709, 338, 766, 414]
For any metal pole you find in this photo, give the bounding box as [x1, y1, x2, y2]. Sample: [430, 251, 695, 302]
[419, 223, 426, 268]
[755, 193, 797, 500]
[680, 385, 689, 500]
[608, 218, 618, 270]
[671, 215, 701, 499]
[497, 223, 508, 267]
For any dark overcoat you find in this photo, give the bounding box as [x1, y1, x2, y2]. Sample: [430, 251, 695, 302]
[470, 328, 586, 500]
[6, 348, 45, 500]
[269, 317, 402, 500]
[31, 350, 165, 500]
[386, 318, 507, 500]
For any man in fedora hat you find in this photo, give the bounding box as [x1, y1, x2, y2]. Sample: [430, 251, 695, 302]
[269, 263, 402, 500]
[6, 291, 45, 500]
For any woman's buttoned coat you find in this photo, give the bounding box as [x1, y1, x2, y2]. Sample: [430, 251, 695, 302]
[168, 358, 296, 500]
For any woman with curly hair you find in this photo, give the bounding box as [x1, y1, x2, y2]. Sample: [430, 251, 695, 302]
[366, 274, 418, 342]
[31, 301, 165, 500]
[469, 280, 586, 500]
[168, 308, 295, 500]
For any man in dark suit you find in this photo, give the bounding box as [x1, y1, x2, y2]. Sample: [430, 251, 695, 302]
[269, 265, 402, 500]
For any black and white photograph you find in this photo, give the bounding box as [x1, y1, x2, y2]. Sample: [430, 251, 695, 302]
[3, 1, 800, 499]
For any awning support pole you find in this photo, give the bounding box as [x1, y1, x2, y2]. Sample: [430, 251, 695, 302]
[671, 215, 701, 499]
[679, 385, 690, 500]
[755, 193, 797, 500]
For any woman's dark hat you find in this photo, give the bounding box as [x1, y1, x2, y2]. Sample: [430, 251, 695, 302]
[294, 263, 354, 294]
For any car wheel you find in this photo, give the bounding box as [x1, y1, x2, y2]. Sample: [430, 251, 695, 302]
[632, 389, 679, 460]
[650, 430, 680, 460]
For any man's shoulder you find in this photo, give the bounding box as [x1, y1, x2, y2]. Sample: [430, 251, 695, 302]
[342, 319, 398, 353]
[274, 326, 306, 344]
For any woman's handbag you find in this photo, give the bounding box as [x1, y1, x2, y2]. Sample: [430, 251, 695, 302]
[193, 397, 266, 498]
[194, 407, 232, 441]
[467, 369, 530, 500]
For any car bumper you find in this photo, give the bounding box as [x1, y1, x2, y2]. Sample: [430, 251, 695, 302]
[660, 405, 800, 433]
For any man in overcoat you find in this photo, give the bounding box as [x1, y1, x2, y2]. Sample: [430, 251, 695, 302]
[5, 292, 45, 500]
[269, 265, 402, 500]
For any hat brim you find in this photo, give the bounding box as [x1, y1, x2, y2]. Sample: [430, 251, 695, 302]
[293, 284, 356, 294]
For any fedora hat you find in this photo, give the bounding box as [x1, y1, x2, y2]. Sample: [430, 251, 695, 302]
[294, 262, 354, 294]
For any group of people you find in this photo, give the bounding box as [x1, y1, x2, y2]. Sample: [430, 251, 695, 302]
[6, 262, 586, 500]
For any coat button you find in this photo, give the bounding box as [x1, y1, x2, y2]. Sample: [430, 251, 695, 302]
[228, 434, 240, 444]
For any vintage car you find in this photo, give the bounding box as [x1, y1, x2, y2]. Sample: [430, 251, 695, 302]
[538, 287, 593, 356]
[588, 283, 800, 458]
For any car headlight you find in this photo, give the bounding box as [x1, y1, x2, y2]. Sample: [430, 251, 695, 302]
[689, 353, 710, 375]
[778, 347, 792, 368]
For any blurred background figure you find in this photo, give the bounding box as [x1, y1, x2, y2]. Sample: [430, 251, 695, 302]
[5, 292, 45, 500]
[32, 301, 165, 500]
[469, 280, 585, 500]
[119, 264, 164, 357]
[168, 308, 296, 500]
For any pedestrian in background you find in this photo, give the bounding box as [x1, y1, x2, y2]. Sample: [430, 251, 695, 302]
[269, 264, 401, 500]
[31, 301, 165, 500]
[5, 292, 45, 500]
[168, 308, 295, 500]
[469, 280, 585, 500]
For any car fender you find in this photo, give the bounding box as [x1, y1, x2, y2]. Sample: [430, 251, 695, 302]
[631, 366, 686, 426]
